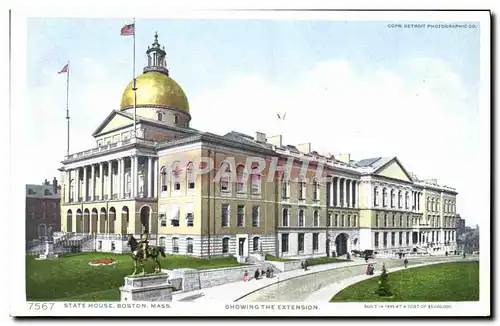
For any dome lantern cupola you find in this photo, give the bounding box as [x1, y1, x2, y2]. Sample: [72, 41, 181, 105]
[144, 32, 169, 75]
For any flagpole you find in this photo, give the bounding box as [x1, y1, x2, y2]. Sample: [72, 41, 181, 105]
[66, 61, 70, 157]
[132, 18, 137, 139]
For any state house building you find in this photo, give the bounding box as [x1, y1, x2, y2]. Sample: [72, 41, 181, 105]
[57, 34, 459, 258]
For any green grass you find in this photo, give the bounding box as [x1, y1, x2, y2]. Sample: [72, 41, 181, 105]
[265, 254, 295, 262]
[330, 262, 479, 302]
[307, 257, 351, 266]
[26, 252, 243, 301]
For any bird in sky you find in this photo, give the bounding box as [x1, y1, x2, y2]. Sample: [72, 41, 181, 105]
[277, 112, 287, 120]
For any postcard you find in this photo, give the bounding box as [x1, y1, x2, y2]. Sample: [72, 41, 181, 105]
[9, 4, 490, 318]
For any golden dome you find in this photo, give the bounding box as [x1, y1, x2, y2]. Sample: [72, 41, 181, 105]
[120, 71, 189, 112]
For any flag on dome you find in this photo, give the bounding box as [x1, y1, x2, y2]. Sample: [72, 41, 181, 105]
[57, 63, 68, 74]
[120, 23, 135, 36]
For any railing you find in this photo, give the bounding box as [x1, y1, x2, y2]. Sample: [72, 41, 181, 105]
[65, 138, 157, 161]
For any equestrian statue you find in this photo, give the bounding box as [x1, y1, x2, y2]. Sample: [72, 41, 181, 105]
[127, 224, 167, 275]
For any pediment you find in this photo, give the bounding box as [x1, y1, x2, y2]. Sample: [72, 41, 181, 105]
[374, 158, 413, 182]
[92, 110, 134, 137]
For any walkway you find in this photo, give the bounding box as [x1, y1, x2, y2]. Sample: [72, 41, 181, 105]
[173, 255, 465, 302]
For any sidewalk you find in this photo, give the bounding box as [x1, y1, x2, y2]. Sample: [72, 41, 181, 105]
[172, 259, 368, 302]
[305, 257, 479, 302]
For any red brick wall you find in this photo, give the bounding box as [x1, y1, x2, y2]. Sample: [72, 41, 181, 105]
[26, 197, 61, 241]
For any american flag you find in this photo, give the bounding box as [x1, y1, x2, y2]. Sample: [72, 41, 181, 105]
[57, 64, 68, 74]
[120, 23, 135, 36]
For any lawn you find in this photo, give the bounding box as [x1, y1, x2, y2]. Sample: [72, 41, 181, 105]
[265, 254, 295, 262]
[26, 252, 243, 301]
[330, 261, 479, 302]
[307, 257, 351, 266]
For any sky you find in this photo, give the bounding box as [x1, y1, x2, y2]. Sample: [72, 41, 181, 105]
[26, 17, 483, 226]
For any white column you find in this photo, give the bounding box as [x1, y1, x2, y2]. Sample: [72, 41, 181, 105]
[335, 178, 340, 207]
[329, 180, 334, 206]
[153, 158, 158, 197]
[118, 158, 124, 198]
[131, 155, 137, 198]
[83, 166, 88, 201]
[108, 160, 113, 199]
[99, 163, 104, 199]
[343, 179, 348, 207]
[75, 168, 80, 201]
[148, 156, 153, 197]
[65, 170, 70, 202]
[90, 164, 95, 200]
[356, 182, 360, 208]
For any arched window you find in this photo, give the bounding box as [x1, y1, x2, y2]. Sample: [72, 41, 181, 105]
[160, 167, 168, 192]
[219, 162, 231, 192]
[251, 164, 261, 195]
[436, 199, 440, 212]
[172, 237, 179, 253]
[313, 178, 319, 201]
[298, 176, 306, 200]
[253, 237, 260, 252]
[282, 208, 289, 227]
[398, 190, 402, 208]
[186, 162, 195, 190]
[186, 237, 193, 254]
[171, 161, 182, 191]
[382, 188, 388, 207]
[405, 191, 410, 209]
[174, 114, 179, 125]
[44, 189, 52, 196]
[159, 236, 166, 248]
[157, 112, 163, 121]
[281, 173, 290, 199]
[313, 210, 319, 227]
[236, 164, 247, 193]
[427, 198, 431, 211]
[374, 186, 379, 206]
[390, 190, 395, 207]
[298, 209, 305, 227]
[222, 237, 230, 254]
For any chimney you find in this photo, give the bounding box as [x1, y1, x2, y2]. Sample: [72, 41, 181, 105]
[297, 143, 311, 155]
[336, 153, 351, 164]
[43, 179, 49, 185]
[53, 177, 58, 194]
[267, 135, 282, 148]
[255, 131, 267, 143]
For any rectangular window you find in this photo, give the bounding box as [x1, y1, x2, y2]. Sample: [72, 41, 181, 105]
[298, 209, 305, 227]
[374, 232, 379, 247]
[237, 205, 245, 227]
[384, 214, 388, 227]
[353, 215, 357, 227]
[282, 209, 289, 227]
[221, 180, 229, 192]
[252, 178, 261, 195]
[406, 232, 410, 245]
[391, 232, 395, 246]
[187, 238, 193, 254]
[281, 234, 289, 253]
[335, 214, 338, 227]
[399, 232, 402, 245]
[327, 213, 332, 227]
[341, 214, 345, 227]
[172, 238, 179, 253]
[221, 204, 229, 227]
[298, 233, 305, 252]
[347, 215, 351, 227]
[188, 181, 195, 189]
[174, 182, 180, 191]
[186, 213, 194, 227]
[383, 232, 388, 247]
[313, 233, 319, 251]
[375, 214, 379, 227]
[222, 238, 229, 253]
[252, 206, 260, 227]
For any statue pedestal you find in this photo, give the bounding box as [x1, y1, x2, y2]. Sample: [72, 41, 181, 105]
[120, 273, 174, 302]
[36, 241, 58, 260]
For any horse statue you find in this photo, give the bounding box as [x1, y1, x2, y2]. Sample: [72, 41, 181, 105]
[127, 231, 166, 275]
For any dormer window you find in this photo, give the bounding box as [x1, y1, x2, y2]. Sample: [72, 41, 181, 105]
[157, 112, 163, 121]
[174, 115, 179, 125]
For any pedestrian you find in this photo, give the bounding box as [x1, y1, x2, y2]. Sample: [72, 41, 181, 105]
[301, 261, 305, 270]
[445, 251, 448, 256]
[304, 260, 309, 271]
[261, 269, 265, 277]
[243, 270, 249, 282]
[254, 269, 260, 280]
[364, 254, 368, 263]
[404, 258, 408, 268]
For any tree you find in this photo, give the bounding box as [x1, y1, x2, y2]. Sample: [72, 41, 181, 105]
[375, 263, 393, 297]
